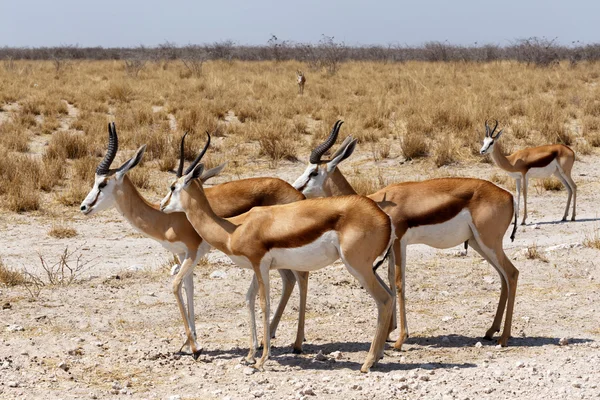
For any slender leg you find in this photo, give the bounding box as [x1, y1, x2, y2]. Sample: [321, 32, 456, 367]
[521, 176, 528, 225]
[514, 177, 522, 225]
[554, 170, 572, 221]
[172, 251, 202, 358]
[291, 271, 308, 354]
[343, 261, 393, 373]
[254, 261, 272, 370]
[183, 273, 196, 340]
[468, 240, 508, 339]
[386, 244, 398, 338]
[393, 239, 409, 350]
[496, 250, 519, 347]
[269, 269, 296, 340]
[562, 172, 577, 221]
[245, 276, 259, 363]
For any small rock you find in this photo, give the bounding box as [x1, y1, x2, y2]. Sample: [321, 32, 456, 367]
[441, 336, 450, 343]
[210, 270, 227, 279]
[441, 316, 453, 322]
[128, 264, 144, 271]
[2, 302, 11, 310]
[243, 367, 256, 375]
[572, 382, 582, 389]
[251, 390, 264, 397]
[475, 342, 483, 348]
[515, 360, 525, 368]
[329, 351, 342, 360]
[559, 337, 569, 346]
[420, 375, 430, 381]
[299, 387, 315, 396]
[314, 350, 328, 362]
[119, 388, 128, 395]
[7, 381, 19, 388]
[58, 362, 69, 371]
[351, 384, 362, 390]
[531, 224, 541, 230]
[6, 325, 24, 332]
[168, 396, 181, 400]
[20, 351, 28, 356]
[89, 393, 98, 399]
[112, 381, 122, 390]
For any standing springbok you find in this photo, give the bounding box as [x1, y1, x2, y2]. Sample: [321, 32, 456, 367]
[292, 121, 520, 349]
[480, 120, 577, 225]
[296, 70, 306, 95]
[80, 123, 309, 358]
[160, 133, 396, 372]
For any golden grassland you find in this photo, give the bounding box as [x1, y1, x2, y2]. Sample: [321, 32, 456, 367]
[1, 59, 599, 213]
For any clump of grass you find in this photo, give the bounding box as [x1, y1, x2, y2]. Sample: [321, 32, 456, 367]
[5, 183, 40, 212]
[539, 177, 563, 191]
[525, 243, 549, 263]
[0, 259, 27, 286]
[48, 224, 78, 239]
[400, 130, 429, 160]
[46, 131, 90, 159]
[57, 181, 89, 206]
[583, 228, 600, 249]
[434, 135, 459, 167]
[0, 122, 29, 152]
[349, 175, 381, 195]
[128, 166, 152, 190]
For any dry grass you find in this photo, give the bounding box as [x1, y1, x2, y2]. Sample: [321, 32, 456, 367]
[525, 243, 549, 263]
[48, 223, 78, 239]
[583, 228, 600, 250]
[538, 177, 564, 191]
[0, 259, 27, 286]
[0, 60, 598, 213]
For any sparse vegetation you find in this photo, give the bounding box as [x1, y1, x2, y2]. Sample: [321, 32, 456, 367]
[584, 228, 600, 249]
[525, 243, 549, 263]
[48, 223, 78, 239]
[0, 259, 26, 286]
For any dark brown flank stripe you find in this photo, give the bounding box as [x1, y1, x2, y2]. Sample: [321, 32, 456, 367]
[527, 150, 558, 169]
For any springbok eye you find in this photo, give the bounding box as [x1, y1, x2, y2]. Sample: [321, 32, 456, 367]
[309, 171, 318, 178]
[170, 186, 175, 192]
[98, 181, 107, 189]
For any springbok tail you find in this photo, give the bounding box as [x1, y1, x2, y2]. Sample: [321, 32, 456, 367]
[373, 218, 396, 271]
[510, 199, 518, 242]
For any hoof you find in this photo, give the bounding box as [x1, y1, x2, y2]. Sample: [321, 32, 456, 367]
[483, 335, 494, 341]
[571, 217, 576, 222]
[192, 349, 203, 360]
[497, 338, 508, 347]
[292, 347, 302, 354]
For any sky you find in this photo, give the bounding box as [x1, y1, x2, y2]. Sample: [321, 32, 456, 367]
[1, 0, 599, 48]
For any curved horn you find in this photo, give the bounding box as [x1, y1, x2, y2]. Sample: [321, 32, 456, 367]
[96, 122, 119, 175]
[490, 120, 499, 138]
[484, 119, 490, 137]
[184, 131, 211, 175]
[309, 120, 343, 164]
[176, 132, 188, 178]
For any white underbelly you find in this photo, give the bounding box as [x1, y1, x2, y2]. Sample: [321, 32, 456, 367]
[405, 208, 473, 249]
[269, 231, 340, 271]
[157, 239, 189, 254]
[526, 160, 558, 179]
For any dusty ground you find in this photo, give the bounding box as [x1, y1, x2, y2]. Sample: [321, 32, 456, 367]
[2, 150, 600, 400]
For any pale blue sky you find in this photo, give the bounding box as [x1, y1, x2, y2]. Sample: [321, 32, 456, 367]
[1, 0, 598, 47]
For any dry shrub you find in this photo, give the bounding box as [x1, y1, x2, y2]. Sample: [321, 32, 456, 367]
[400, 130, 429, 160]
[72, 156, 97, 182]
[57, 181, 89, 206]
[577, 141, 593, 155]
[128, 166, 152, 190]
[39, 156, 66, 191]
[39, 115, 61, 135]
[541, 122, 573, 146]
[46, 131, 90, 159]
[107, 82, 135, 103]
[584, 228, 600, 249]
[5, 182, 40, 212]
[0, 259, 26, 286]
[538, 177, 563, 191]
[292, 118, 310, 135]
[349, 175, 381, 195]
[21, 99, 43, 116]
[0, 151, 42, 212]
[48, 224, 78, 239]
[587, 132, 600, 147]
[584, 100, 600, 117]
[434, 135, 459, 167]
[406, 116, 435, 138]
[525, 243, 548, 263]
[254, 120, 299, 166]
[0, 121, 29, 152]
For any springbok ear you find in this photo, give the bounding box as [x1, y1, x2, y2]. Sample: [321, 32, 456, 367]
[200, 163, 227, 183]
[183, 163, 205, 187]
[326, 139, 357, 172]
[115, 145, 146, 181]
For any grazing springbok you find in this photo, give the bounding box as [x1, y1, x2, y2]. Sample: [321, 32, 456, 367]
[292, 121, 520, 349]
[80, 123, 309, 358]
[480, 120, 577, 225]
[296, 70, 306, 95]
[160, 132, 396, 372]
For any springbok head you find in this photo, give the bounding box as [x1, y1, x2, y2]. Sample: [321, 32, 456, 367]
[160, 132, 226, 214]
[297, 70, 304, 82]
[80, 122, 146, 216]
[480, 119, 504, 155]
[292, 120, 357, 198]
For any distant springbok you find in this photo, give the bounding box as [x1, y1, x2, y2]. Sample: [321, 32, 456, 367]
[296, 70, 306, 95]
[480, 120, 577, 225]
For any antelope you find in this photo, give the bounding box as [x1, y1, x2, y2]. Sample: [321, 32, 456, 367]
[293, 121, 520, 349]
[160, 133, 396, 372]
[296, 70, 306, 95]
[80, 123, 309, 358]
[480, 120, 577, 225]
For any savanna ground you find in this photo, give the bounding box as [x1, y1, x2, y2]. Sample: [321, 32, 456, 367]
[1, 60, 600, 399]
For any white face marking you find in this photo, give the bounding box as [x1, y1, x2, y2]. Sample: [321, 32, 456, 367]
[292, 164, 329, 198]
[404, 208, 473, 248]
[480, 137, 495, 155]
[80, 174, 117, 216]
[160, 181, 185, 214]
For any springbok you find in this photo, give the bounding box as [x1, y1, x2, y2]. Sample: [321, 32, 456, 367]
[292, 121, 520, 349]
[160, 132, 396, 372]
[480, 120, 577, 225]
[80, 123, 309, 358]
[296, 70, 306, 95]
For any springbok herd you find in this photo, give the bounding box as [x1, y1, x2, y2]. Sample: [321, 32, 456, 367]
[79, 116, 577, 373]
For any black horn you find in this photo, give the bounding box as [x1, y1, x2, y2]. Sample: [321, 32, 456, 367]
[489, 119, 499, 138]
[96, 122, 119, 175]
[184, 131, 211, 175]
[484, 119, 490, 137]
[309, 120, 343, 164]
[176, 132, 188, 177]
